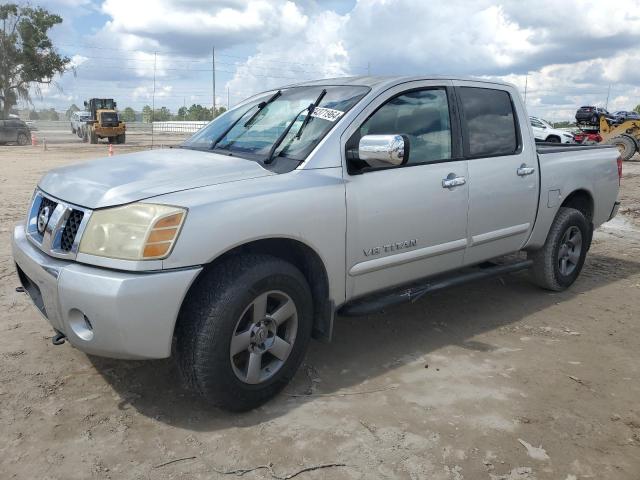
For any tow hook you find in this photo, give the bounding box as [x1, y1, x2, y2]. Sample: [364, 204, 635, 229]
[52, 331, 67, 346]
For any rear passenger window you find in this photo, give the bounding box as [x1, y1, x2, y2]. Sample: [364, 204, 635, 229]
[359, 88, 452, 164]
[458, 87, 518, 157]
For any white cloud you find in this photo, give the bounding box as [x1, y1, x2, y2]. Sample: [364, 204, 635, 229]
[35, 0, 640, 120]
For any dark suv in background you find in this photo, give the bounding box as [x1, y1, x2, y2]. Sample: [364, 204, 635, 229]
[611, 110, 640, 124]
[575, 106, 610, 126]
[0, 118, 31, 145]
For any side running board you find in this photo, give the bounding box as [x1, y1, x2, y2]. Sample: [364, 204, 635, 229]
[338, 259, 533, 317]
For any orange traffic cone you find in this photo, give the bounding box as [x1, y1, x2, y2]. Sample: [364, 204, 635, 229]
[31, 133, 37, 146]
[108, 144, 113, 157]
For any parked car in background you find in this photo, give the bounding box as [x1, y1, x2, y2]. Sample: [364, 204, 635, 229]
[530, 116, 574, 143]
[25, 120, 38, 131]
[611, 110, 640, 124]
[70, 111, 91, 135]
[0, 118, 31, 145]
[575, 106, 610, 126]
[13, 76, 621, 411]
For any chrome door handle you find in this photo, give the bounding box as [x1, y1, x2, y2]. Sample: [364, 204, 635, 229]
[442, 175, 466, 188]
[517, 164, 535, 176]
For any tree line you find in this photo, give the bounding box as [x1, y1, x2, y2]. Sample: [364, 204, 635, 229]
[59, 103, 227, 122]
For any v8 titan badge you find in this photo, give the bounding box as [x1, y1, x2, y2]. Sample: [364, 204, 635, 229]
[310, 107, 344, 122]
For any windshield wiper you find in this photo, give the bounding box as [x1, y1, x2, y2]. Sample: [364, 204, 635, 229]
[264, 89, 327, 165]
[210, 90, 281, 151]
[244, 90, 281, 128]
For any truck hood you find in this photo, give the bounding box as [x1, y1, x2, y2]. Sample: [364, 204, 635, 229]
[38, 148, 273, 209]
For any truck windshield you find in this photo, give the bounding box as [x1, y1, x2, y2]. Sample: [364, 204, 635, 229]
[182, 85, 369, 166]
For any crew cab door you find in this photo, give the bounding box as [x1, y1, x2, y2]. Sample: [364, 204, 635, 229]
[452, 80, 539, 265]
[343, 81, 469, 299]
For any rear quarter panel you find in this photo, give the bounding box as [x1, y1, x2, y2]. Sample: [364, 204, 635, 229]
[526, 146, 619, 249]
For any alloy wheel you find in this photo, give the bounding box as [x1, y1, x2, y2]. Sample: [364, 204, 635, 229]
[229, 290, 298, 384]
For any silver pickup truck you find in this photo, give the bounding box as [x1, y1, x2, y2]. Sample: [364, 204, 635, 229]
[12, 76, 621, 411]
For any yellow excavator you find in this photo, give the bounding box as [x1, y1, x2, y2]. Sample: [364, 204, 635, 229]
[81, 98, 126, 144]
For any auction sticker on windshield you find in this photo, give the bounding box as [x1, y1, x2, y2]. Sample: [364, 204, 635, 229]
[310, 107, 344, 122]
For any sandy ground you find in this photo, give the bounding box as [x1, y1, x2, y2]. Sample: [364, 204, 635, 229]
[1, 137, 640, 480]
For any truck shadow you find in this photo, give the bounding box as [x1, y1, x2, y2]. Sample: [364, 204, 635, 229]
[88, 252, 640, 431]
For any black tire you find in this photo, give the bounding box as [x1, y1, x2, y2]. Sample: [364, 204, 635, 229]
[605, 135, 637, 161]
[108, 136, 115, 144]
[176, 254, 313, 411]
[528, 207, 590, 291]
[591, 114, 598, 125]
[117, 133, 125, 144]
[17, 133, 29, 146]
[82, 129, 88, 143]
[71, 126, 76, 134]
[90, 130, 97, 144]
[545, 136, 560, 143]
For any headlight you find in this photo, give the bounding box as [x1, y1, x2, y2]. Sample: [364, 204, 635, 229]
[79, 203, 186, 260]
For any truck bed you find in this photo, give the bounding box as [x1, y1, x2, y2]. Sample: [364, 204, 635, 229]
[536, 142, 616, 154]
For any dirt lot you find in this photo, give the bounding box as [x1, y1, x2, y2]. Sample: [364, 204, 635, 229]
[1, 140, 640, 480]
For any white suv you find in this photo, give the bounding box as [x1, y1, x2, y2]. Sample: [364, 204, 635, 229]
[530, 116, 574, 143]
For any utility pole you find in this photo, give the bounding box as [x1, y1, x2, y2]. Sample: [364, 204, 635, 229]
[212, 46, 216, 118]
[524, 74, 528, 105]
[605, 84, 611, 110]
[151, 51, 156, 148]
[227, 87, 230, 109]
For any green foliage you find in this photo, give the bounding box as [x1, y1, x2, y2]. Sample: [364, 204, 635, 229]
[0, 4, 71, 117]
[176, 106, 187, 120]
[551, 120, 575, 129]
[120, 107, 136, 122]
[65, 103, 80, 119]
[186, 104, 212, 121]
[634, 105, 640, 115]
[141, 105, 152, 123]
[38, 107, 58, 120]
[28, 110, 39, 120]
[154, 106, 172, 121]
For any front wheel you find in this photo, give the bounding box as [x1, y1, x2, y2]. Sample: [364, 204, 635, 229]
[528, 207, 590, 291]
[176, 254, 313, 411]
[17, 133, 29, 146]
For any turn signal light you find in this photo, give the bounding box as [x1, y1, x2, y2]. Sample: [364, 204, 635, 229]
[142, 211, 185, 259]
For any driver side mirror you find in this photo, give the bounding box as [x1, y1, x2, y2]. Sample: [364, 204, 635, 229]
[358, 134, 409, 168]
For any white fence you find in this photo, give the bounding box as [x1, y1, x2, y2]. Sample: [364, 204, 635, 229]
[152, 121, 209, 134]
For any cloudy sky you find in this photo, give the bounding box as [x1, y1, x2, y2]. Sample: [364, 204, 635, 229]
[29, 0, 640, 121]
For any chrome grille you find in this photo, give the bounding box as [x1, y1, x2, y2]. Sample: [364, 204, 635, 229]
[26, 190, 92, 260]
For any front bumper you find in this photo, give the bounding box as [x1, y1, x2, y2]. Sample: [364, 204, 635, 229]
[12, 224, 202, 359]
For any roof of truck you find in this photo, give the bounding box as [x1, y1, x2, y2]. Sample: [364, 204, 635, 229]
[290, 75, 514, 89]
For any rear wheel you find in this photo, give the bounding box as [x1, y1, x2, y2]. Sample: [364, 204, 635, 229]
[528, 207, 590, 291]
[90, 130, 98, 144]
[176, 254, 313, 411]
[605, 135, 637, 161]
[117, 133, 125, 144]
[17, 133, 29, 146]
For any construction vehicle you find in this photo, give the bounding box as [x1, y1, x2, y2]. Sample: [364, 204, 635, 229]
[576, 115, 640, 161]
[80, 98, 126, 144]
